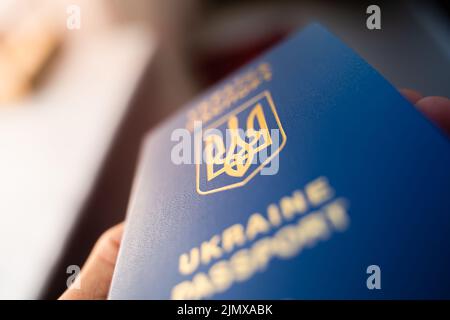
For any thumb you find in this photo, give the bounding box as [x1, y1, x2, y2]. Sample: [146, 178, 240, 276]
[59, 222, 124, 300]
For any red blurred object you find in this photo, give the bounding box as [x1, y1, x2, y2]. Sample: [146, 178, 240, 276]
[196, 30, 289, 85]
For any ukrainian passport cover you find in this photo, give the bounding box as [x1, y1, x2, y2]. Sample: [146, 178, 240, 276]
[109, 24, 450, 299]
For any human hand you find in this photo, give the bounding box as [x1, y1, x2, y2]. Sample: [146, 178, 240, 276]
[400, 89, 450, 136]
[58, 89, 450, 300]
[58, 223, 124, 300]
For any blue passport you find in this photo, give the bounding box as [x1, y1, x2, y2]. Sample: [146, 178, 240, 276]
[109, 24, 450, 299]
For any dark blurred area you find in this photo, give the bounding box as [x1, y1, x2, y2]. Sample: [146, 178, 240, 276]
[0, 0, 448, 299]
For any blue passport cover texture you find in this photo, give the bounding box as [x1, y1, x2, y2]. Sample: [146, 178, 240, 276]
[109, 24, 450, 299]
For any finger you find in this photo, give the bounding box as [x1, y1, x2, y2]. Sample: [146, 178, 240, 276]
[400, 88, 423, 104]
[415, 96, 450, 137]
[58, 222, 125, 300]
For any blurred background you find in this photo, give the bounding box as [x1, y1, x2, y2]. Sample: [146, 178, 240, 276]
[0, 0, 448, 299]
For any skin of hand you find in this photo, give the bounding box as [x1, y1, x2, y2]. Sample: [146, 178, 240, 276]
[59, 223, 124, 300]
[58, 89, 450, 300]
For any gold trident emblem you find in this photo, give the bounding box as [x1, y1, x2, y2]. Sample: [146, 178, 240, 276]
[204, 103, 272, 181]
